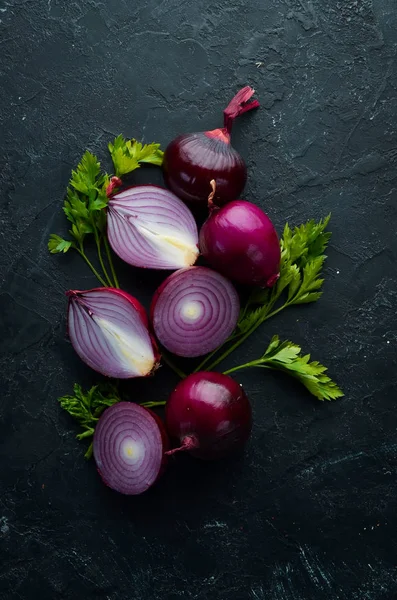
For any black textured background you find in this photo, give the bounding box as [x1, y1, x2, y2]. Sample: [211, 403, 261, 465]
[1, 1, 397, 599]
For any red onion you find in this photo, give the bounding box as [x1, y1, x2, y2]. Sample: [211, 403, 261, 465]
[199, 192, 281, 287]
[107, 185, 199, 270]
[150, 266, 240, 357]
[67, 287, 159, 378]
[163, 87, 260, 207]
[165, 372, 252, 460]
[93, 402, 169, 495]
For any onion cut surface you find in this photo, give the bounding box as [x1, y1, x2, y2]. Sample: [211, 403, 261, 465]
[107, 185, 199, 270]
[67, 287, 158, 378]
[151, 266, 240, 357]
[93, 402, 168, 495]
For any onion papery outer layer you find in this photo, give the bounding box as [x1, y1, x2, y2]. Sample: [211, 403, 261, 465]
[93, 402, 169, 495]
[199, 200, 281, 287]
[162, 86, 259, 206]
[163, 132, 247, 206]
[107, 185, 199, 270]
[165, 372, 252, 460]
[151, 266, 240, 357]
[67, 287, 159, 379]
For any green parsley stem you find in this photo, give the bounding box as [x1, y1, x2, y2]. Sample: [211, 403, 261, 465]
[201, 302, 290, 373]
[140, 400, 166, 409]
[93, 226, 114, 287]
[223, 360, 269, 375]
[76, 248, 108, 287]
[161, 350, 187, 379]
[85, 443, 93, 460]
[191, 329, 243, 375]
[104, 236, 120, 289]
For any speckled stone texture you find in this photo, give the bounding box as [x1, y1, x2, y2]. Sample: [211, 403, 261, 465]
[1, 0, 397, 598]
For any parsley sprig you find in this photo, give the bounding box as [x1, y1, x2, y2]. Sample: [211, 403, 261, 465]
[59, 383, 165, 458]
[224, 335, 343, 401]
[48, 137, 164, 287]
[194, 215, 331, 374]
[109, 135, 163, 177]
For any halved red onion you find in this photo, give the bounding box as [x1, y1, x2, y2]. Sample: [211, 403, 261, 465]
[150, 266, 240, 357]
[93, 402, 169, 495]
[107, 185, 199, 270]
[67, 287, 159, 378]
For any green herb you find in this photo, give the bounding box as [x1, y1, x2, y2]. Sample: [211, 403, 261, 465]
[48, 138, 164, 288]
[59, 383, 120, 458]
[59, 383, 166, 458]
[224, 335, 343, 401]
[108, 135, 164, 178]
[194, 215, 332, 374]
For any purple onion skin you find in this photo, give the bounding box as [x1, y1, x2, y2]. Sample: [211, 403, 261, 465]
[163, 86, 260, 207]
[165, 372, 252, 460]
[163, 131, 247, 207]
[199, 200, 281, 287]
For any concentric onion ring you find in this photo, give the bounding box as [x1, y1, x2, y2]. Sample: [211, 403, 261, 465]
[151, 266, 240, 357]
[93, 402, 168, 495]
[107, 185, 199, 270]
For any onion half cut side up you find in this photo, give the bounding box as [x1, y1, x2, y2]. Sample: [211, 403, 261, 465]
[165, 372, 252, 460]
[107, 185, 199, 270]
[94, 402, 169, 495]
[151, 266, 240, 357]
[163, 86, 260, 207]
[200, 189, 281, 287]
[67, 287, 159, 378]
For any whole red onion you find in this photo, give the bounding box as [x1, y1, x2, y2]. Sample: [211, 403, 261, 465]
[162, 87, 259, 207]
[199, 197, 281, 287]
[165, 372, 252, 460]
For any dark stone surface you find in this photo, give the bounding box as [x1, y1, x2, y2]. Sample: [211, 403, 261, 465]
[1, 0, 397, 598]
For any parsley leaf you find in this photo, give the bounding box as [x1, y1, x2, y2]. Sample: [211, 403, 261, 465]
[109, 134, 164, 177]
[59, 383, 166, 457]
[240, 215, 331, 328]
[260, 335, 344, 401]
[48, 234, 73, 254]
[225, 335, 343, 401]
[69, 151, 102, 195]
[196, 215, 333, 374]
[59, 383, 121, 458]
[49, 137, 164, 286]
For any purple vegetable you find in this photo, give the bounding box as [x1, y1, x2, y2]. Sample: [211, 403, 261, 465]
[199, 194, 281, 287]
[165, 372, 252, 460]
[94, 402, 169, 495]
[67, 287, 159, 378]
[107, 185, 199, 270]
[150, 266, 240, 357]
[162, 87, 259, 206]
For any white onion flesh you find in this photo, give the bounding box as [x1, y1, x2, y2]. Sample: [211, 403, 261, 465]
[67, 288, 157, 379]
[107, 185, 199, 270]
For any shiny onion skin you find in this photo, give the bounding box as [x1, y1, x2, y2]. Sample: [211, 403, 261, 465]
[150, 266, 240, 357]
[93, 402, 169, 495]
[165, 372, 252, 460]
[107, 185, 199, 270]
[67, 287, 160, 379]
[199, 200, 281, 287]
[163, 87, 260, 207]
